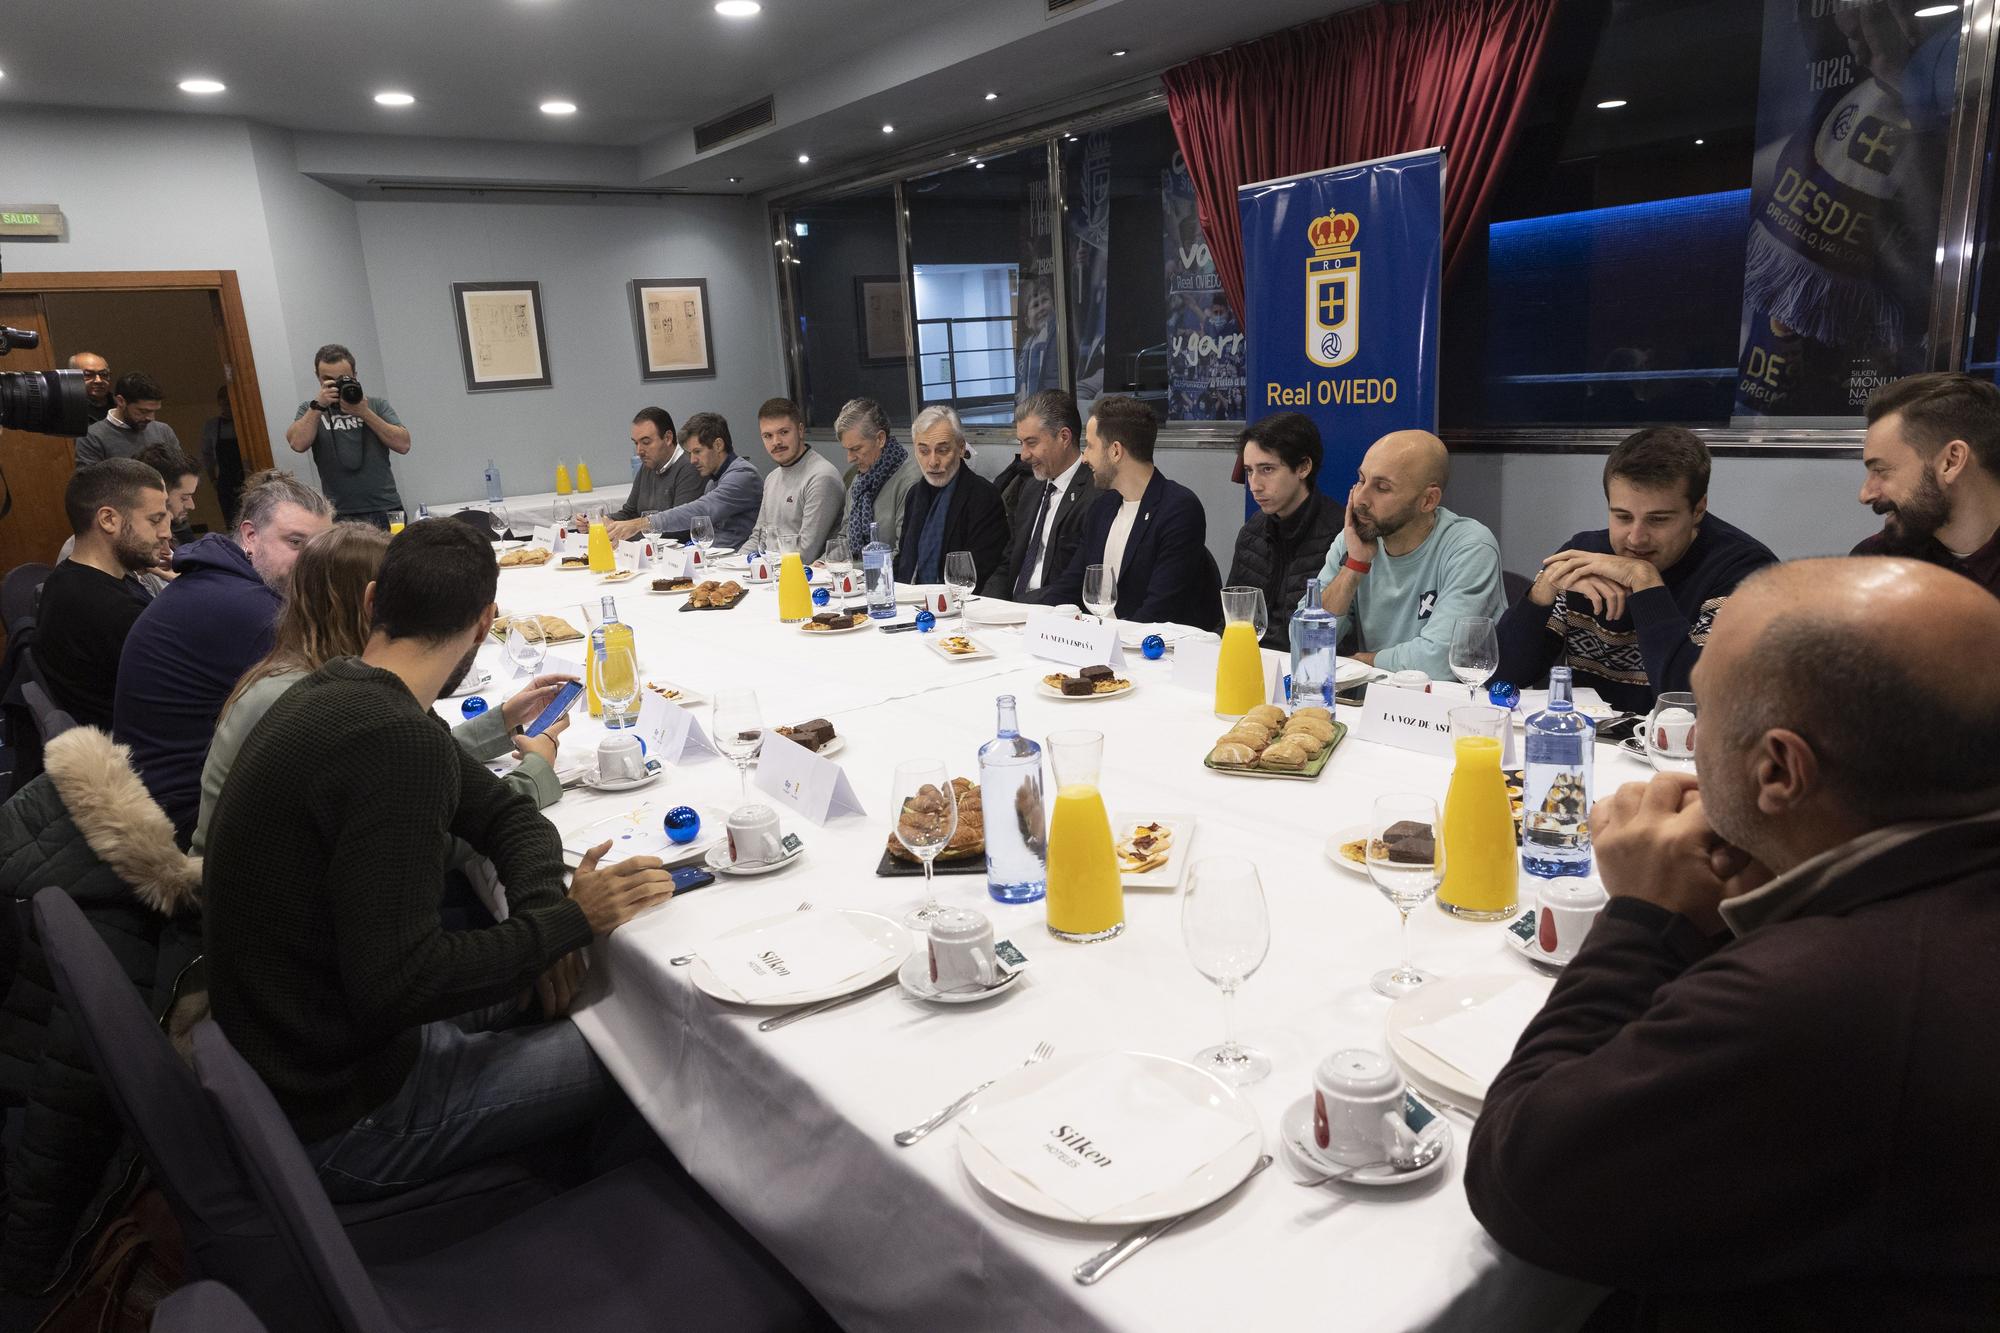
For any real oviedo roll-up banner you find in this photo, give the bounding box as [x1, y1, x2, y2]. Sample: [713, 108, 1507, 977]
[1236, 148, 1443, 494]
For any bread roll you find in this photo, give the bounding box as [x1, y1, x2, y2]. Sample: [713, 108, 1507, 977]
[1244, 704, 1287, 729]
[1222, 720, 1273, 747]
[1259, 739, 1311, 770]
[1283, 715, 1337, 744]
[1279, 728, 1326, 757]
[1291, 706, 1334, 725]
[1206, 741, 1259, 767]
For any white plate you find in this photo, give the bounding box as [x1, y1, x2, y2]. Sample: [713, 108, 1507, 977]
[957, 1052, 1264, 1226]
[443, 668, 492, 699]
[925, 632, 994, 662]
[646, 580, 698, 596]
[897, 952, 1024, 1004]
[1113, 813, 1191, 890]
[598, 569, 642, 584]
[687, 908, 909, 1007]
[1034, 677, 1137, 702]
[798, 614, 873, 635]
[1278, 1095, 1452, 1187]
[1116, 623, 1196, 651]
[964, 598, 1035, 627]
[560, 803, 726, 867]
[1501, 910, 1568, 971]
[554, 560, 597, 572]
[1323, 825, 1372, 878]
[1384, 973, 1555, 1113]
[641, 680, 706, 709]
[1335, 657, 1375, 687]
[704, 838, 806, 877]
[578, 767, 660, 794]
[768, 729, 844, 759]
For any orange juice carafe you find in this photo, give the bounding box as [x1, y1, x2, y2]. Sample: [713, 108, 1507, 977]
[1044, 730, 1124, 943]
[585, 517, 616, 573]
[555, 463, 573, 495]
[1437, 705, 1518, 921]
[577, 460, 594, 493]
[1214, 585, 1268, 717]
[776, 551, 812, 623]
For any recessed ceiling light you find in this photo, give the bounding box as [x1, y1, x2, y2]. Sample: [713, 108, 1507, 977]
[1694, 137, 1705, 145]
[1111, 49, 1129, 56]
[728, 176, 742, 183]
[1595, 99, 1627, 109]
[179, 78, 226, 95]
[374, 91, 415, 107]
[797, 153, 811, 164]
[975, 162, 986, 169]
[882, 124, 894, 134]
[1914, 4, 1958, 15]
[984, 91, 999, 101]
[715, 0, 761, 15]
[540, 100, 577, 115]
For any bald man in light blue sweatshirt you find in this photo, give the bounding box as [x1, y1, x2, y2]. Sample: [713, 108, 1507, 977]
[1306, 430, 1505, 679]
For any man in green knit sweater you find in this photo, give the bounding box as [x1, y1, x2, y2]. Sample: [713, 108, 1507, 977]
[203, 521, 676, 1200]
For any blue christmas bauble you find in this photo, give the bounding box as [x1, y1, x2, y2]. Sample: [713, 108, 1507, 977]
[914, 609, 936, 633]
[664, 806, 702, 844]
[812, 586, 831, 606]
[459, 696, 488, 718]
[1487, 680, 1521, 710]
[1141, 634, 1166, 661]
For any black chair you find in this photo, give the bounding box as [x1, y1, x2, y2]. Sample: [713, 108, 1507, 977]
[152, 1280, 271, 1332]
[32, 890, 554, 1333]
[191, 1018, 838, 1333]
[1503, 569, 1534, 607]
[0, 560, 50, 637]
[21, 681, 74, 743]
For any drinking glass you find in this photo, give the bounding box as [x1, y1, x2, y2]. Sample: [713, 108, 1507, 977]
[943, 550, 977, 612]
[504, 615, 546, 676]
[1449, 617, 1500, 692]
[689, 514, 716, 562]
[1645, 691, 1699, 774]
[388, 508, 408, 535]
[1364, 794, 1444, 997]
[553, 495, 574, 524]
[597, 642, 640, 730]
[1082, 563, 1117, 621]
[1180, 857, 1272, 1085]
[892, 759, 958, 927]
[711, 688, 764, 807]
[824, 536, 853, 607]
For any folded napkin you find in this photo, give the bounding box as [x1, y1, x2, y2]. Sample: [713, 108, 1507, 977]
[701, 913, 897, 1004]
[964, 597, 1037, 626]
[1399, 980, 1551, 1092]
[960, 1055, 1254, 1222]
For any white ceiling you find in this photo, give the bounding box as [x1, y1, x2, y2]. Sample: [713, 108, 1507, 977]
[0, 0, 1359, 193]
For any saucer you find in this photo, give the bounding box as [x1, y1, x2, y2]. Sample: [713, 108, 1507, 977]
[443, 668, 491, 699]
[896, 952, 1023, 1005]
[1502, 909, 1569, 971]
[580, 766, 659, 793]
[703, 838, 805, 877]
[1278, 1095, 1452, 1187]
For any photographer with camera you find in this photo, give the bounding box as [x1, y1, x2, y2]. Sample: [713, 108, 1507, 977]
[284, 342, 411, 529]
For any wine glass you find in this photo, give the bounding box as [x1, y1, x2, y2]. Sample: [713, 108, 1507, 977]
[1645, 691, 1699, 774]
[689, 514, 716, 565]
[823, 536, 853, 608]
[597, 641, 640, 730]
[711, 688, 764, 807]
[1365, 794, 1444, 997]
[553, 495, 574, 525]
[943, 550, 977, 614]
[892, 759, 958, 927]
[1180, 857, 1272, 1085]
[1449, 617, 1499, 693]
[1082, 563, 1117, 622]
[504, 615, 546, 676]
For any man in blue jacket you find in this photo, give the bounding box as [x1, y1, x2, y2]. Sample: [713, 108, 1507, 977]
[1037, 395, 1220, 629]
[113, 470, 334, 842]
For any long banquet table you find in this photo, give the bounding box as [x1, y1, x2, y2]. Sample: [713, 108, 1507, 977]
[445, 551, 1623, 1333]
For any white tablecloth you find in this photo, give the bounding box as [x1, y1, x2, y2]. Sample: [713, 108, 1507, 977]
[440, 551, 1625, 1333]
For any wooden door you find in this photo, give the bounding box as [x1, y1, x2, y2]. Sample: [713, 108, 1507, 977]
[0, 293, 80, 572]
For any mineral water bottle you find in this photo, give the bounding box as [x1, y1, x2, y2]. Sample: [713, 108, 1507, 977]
[862, 521, 896, 619]
[978, 695, 1047, 905]
[484, 459, 504, 503]
[1288, 576, 1339, 711]
[1522, 667, 1595, 878]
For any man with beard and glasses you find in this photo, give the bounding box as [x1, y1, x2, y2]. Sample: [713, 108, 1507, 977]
[1310, 430, 1505, 679]
[37, 459, 173, 729]
[203, 520, 680, 1197]
[113, 470, 335, 842]
[1853, 372, 2000, 596]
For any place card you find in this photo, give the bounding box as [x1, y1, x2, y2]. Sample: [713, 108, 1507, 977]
[1024, 612, 1125, 670]
[637, 689, 716, 765]
[677, 545, 708, 579]
[1352, 681, 1517, 764]
[624, 537, 659, 572]
[754, 730, 866, 825]
[530, 524, 557, 550]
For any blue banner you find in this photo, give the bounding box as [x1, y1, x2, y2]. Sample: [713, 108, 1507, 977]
[1164, 150, 1246, 420]
[1237, 149, 1442, 493]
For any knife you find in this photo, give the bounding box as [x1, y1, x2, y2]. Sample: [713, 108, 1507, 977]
[756, 973, 900, 1032]
[1072, 1153, 1273, 1285]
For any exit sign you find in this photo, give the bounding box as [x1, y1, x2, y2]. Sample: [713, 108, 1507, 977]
[0, 206, 66, 239]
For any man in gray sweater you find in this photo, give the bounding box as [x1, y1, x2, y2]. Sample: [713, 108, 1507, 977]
[748, 397, 844, 561]
[610, 406, 704, 521]
[74, 372, 183, 466]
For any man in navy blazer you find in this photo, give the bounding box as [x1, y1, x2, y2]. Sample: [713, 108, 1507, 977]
[1037, 395, 1221, 629]
[985, 389, 1094, 599]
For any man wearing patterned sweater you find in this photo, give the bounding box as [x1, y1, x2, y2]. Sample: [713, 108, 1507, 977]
[1496, 427, 1777, 714]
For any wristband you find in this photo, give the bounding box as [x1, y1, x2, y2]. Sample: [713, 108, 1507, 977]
[1342, 556, 1372, 575]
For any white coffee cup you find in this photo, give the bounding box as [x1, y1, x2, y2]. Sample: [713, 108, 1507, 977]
[1311, 1049, 1406, 1164]
[926, 907, 999, 992]
[726, 805, 785, 865]
[1388, 669, 1432, 692]
[749, 553, 773, 582]
[596, 733, 647, 783]
[1536, 879, 1609, 961]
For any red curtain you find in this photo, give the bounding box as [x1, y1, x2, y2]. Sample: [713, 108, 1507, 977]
[1163, 0, 1560, 324]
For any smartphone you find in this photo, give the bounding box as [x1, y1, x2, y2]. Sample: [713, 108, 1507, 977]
[878, 622, 922, 634]
[671, 866, 715, 894]
[522, 680, 585, 737]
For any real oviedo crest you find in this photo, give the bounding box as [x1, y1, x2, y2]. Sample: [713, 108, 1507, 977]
[1305, 210, 1361, 369]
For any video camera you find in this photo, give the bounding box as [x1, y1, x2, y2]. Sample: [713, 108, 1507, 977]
[0, 326, 95, 437]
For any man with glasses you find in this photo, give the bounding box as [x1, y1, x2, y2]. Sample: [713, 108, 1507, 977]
[69, 351, 114, 426]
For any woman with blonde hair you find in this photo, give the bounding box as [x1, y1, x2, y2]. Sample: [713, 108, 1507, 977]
[194, 523, 573, 855]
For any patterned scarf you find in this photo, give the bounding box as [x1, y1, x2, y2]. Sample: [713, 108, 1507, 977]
[846, 435, 907, 553]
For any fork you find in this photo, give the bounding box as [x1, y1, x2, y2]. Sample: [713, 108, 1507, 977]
[893, 1042, 1054, 1146]
[669, 900, 812, 966]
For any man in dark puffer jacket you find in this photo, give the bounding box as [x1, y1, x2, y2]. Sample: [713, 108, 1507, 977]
[1225, 412, 1343, 650]
[0, 727, 202, 1293]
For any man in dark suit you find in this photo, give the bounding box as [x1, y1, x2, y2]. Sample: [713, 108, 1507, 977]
[1038, 395, 1221, 629]
[894, 405, 1010, 588]
[985, 389, 1095, 599]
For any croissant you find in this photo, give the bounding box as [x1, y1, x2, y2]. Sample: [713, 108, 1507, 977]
[1206, 741, 1259, 767]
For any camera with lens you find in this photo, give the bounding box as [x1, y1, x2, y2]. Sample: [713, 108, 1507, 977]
[0, 325, 94, 438]
[330, 373, 364, 406]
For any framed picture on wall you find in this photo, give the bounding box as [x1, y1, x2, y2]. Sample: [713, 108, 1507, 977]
[629, 278, 716, 380]
[855, 275, 907, 366]
[451, 282, 552, 392]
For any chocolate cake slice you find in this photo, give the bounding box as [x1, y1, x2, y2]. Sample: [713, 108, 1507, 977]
[1079, 664, 1115, 682]
[1060, 676, 1095, 697]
